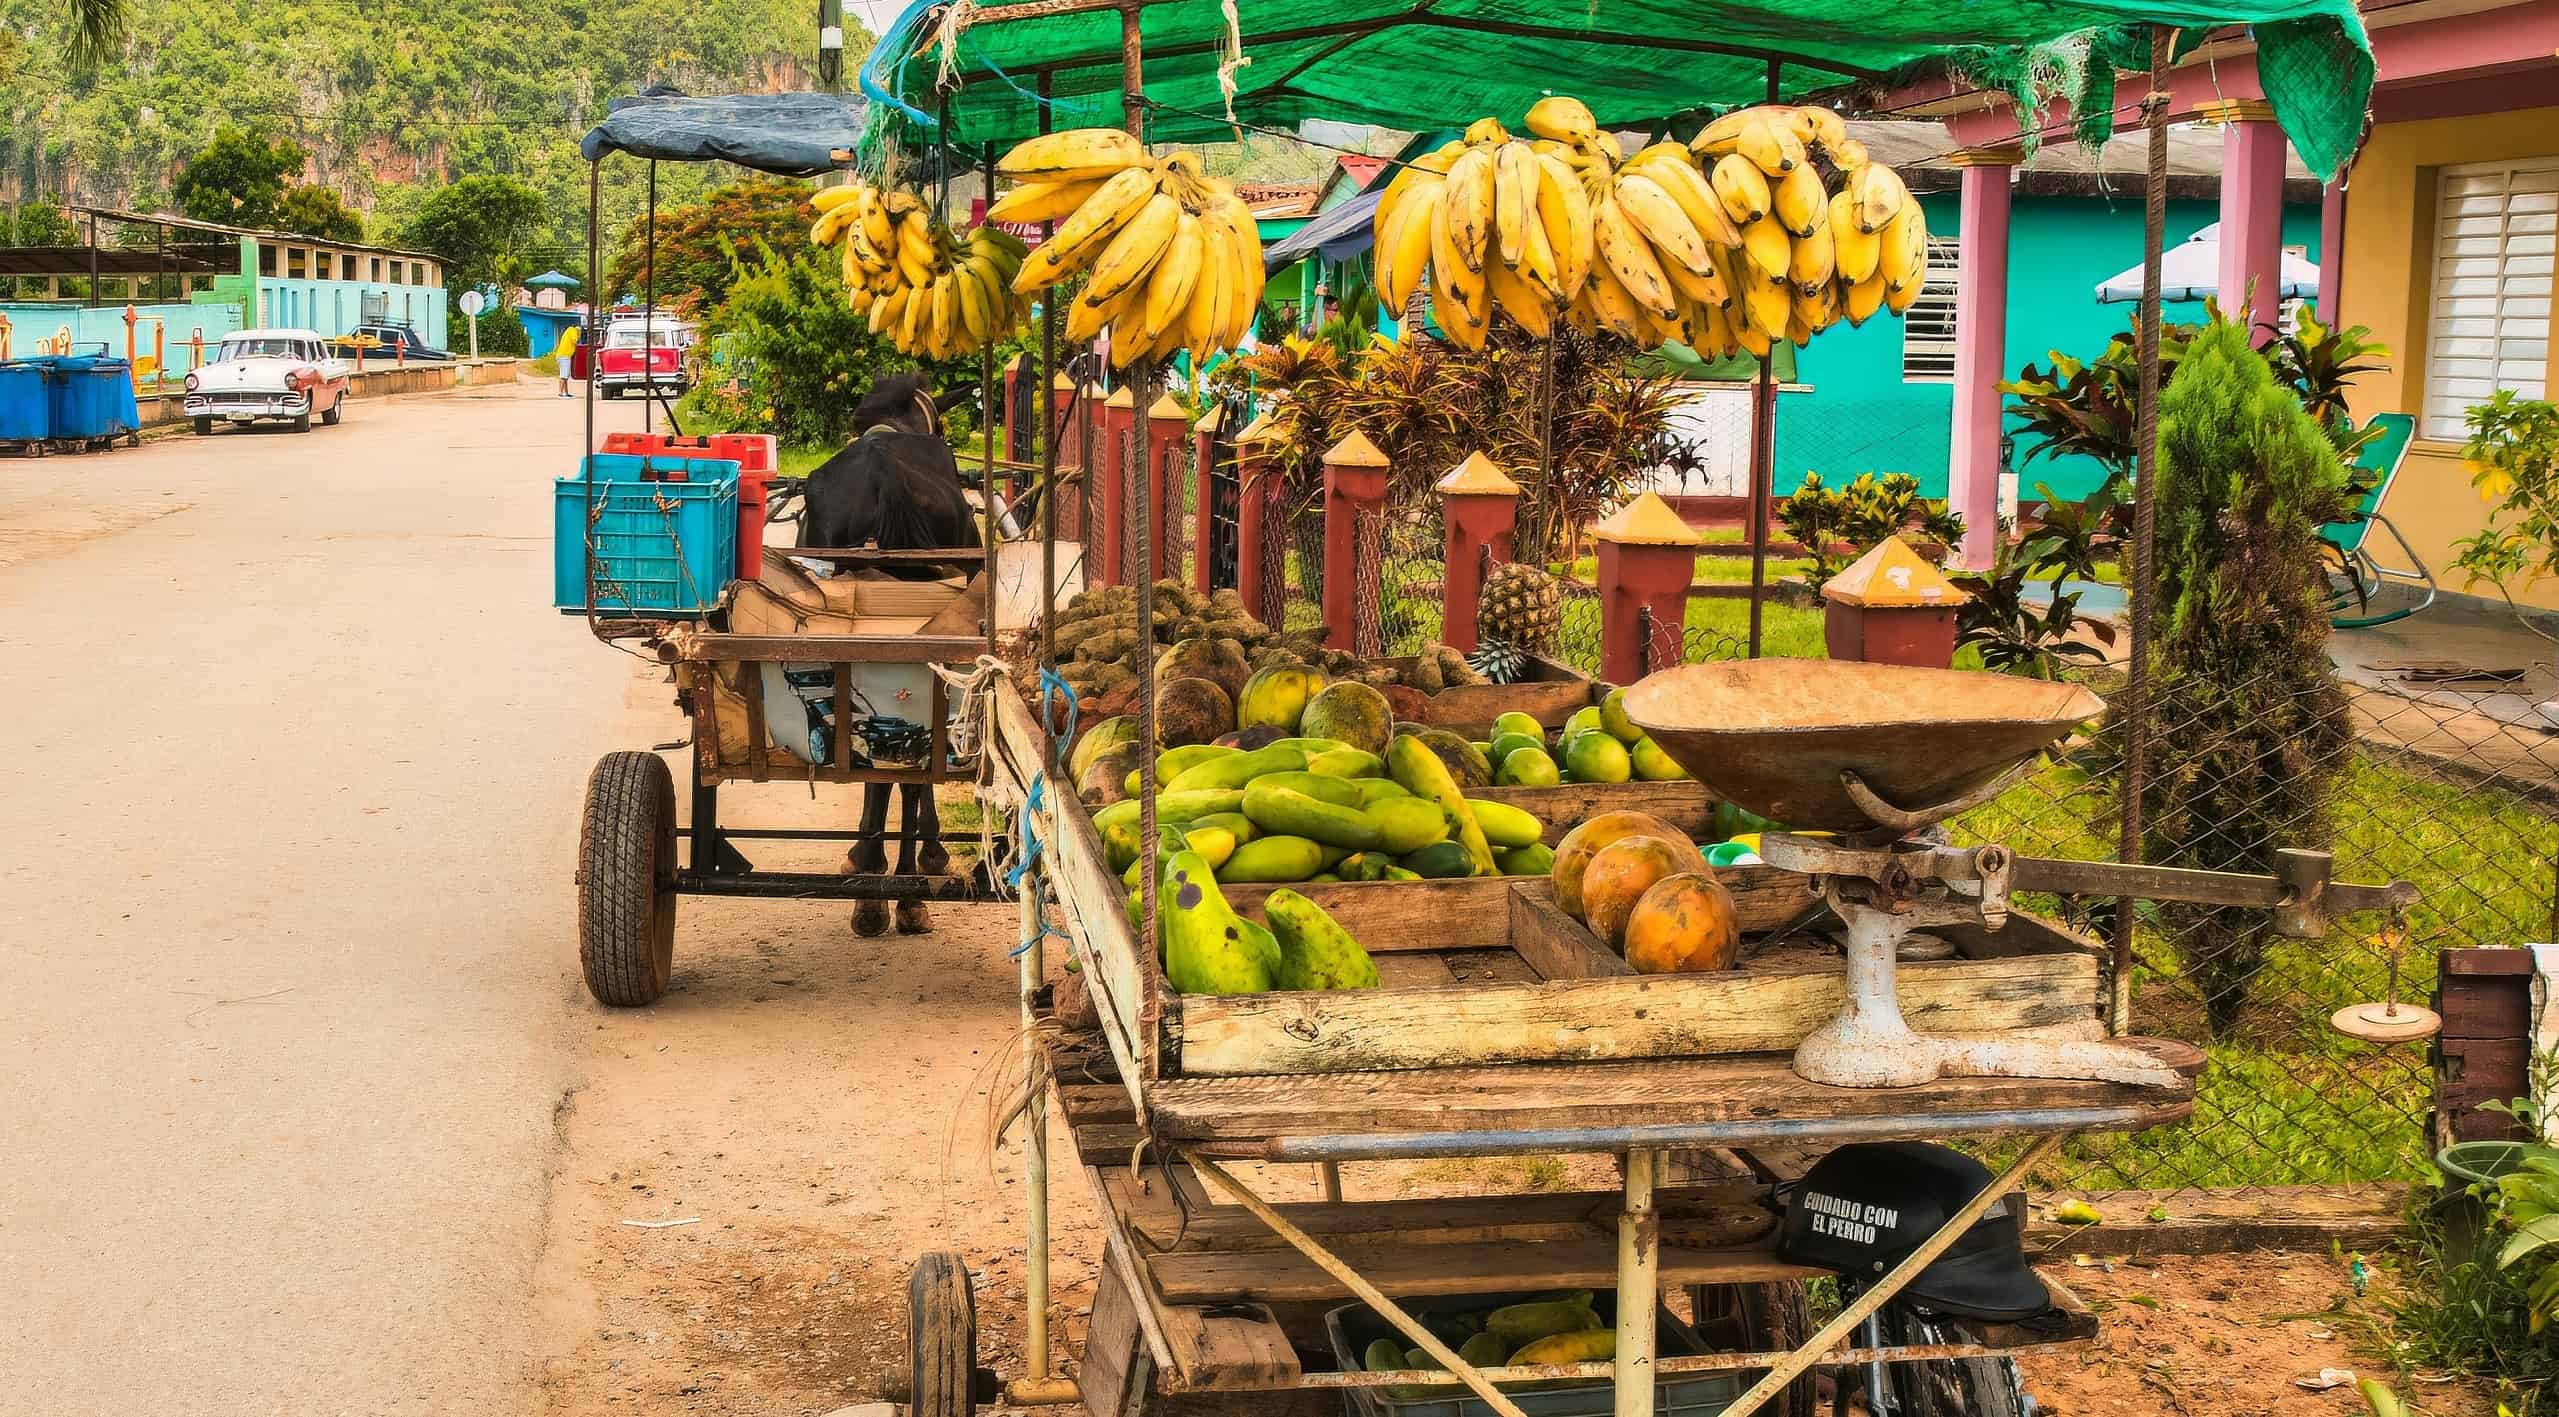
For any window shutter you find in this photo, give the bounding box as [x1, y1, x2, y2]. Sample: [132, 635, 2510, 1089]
[2425, 160, 2557, 441]
[1900, 236, 1962, 383]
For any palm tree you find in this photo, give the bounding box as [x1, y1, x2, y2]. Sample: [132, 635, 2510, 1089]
[68, 0, 129, 69]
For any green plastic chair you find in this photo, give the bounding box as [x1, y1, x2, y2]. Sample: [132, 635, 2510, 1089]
[2324, 412, 2435, 629]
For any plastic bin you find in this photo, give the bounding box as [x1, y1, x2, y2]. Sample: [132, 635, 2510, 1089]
[600, 431, 777, 473]
[554, 474, 738, 616]
[581, 452, 768, 579]
[1323, 1293, 1746, 1417]
[0, 362, 50, 443]
[47, 351, 140, 445]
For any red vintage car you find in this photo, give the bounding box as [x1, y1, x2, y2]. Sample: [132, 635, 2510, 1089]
[594, 313, 692, 400]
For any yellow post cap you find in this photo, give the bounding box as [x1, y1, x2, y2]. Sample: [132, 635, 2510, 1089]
[1323, 430, 1390, 467]
[1591, 491, 1703, 546]
[1149, 391, 1187, 421]
[1233, 409, 1277, 444]
[1436, 450, 1520, 497]
[1819, 536, 1969, 607]
[1104, 384, 1137, 408]
[1194, 404, 1226, 434]
[1052, 372, 1078, 390]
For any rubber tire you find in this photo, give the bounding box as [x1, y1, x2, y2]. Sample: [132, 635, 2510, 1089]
[908, 1252, 977, 1417]
[578, 750, 677, 1006]
[292, 409, 313, 432]
[192, 416, 213, 435]
[1695, 1283, 1817, 1417]
[321, 395, 343, 426]
[1882, 1307, 2031, 1417]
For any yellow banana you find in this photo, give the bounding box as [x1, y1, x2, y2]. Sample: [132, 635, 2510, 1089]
[1742, 217, 1792, 281]
[1428, 196, 1489, 347]
[868, 285, 909, 337]
[1662, 253, 1728, 309]
[1789, 217, 1835, 290]
[1792, 280, 1835, 334]
[1831, 190, 1881, 284]
[1711, 153, 1770, 226]
[1734, 318, 1772, 359]
[900, 275, 933, 350]
[1691, 107, 1755, 158]
[1215, 195, 1266, 339]
[1628, 148, 1742, 249]
[1589, 129, 1623, 163]
[1800, 106, 1849, 157]
[1531, 152, 1594, 300]
[1494, 141, 1537, 269]
[810, 184, 866, 213]
[1785, 310, 1812, 347]
[1736, 112, 1805, 175]
[1582, 257, 1649, 343]
[1463, 116, 1511, 147]
[1488, 256, 1554, 336]
[1375, 142, 1465, 245]
[1692, 298, 1734, 358]
[1184, 227, 1229, 357]
[1883, 200, 1929, 293]
[1084, 192, 1180, 307]
[1593, 193, 1679, 320]
[1517, 211, 1566, 308]
[1524, 95, 1598, 145]
[809, 206, 848, 246]
[998, 128, 1150, 184]
[987, 177, 1107, 225]
[1613, 171, 1712, 276]
[1886, 273, 1923, 315]
[1444, 146, 1497, 272]
[896, 216, 937, 288]
[1829, 137, 1871, 170]
[1853, 161, 1909, 235]
[1772, 162, 1827, 239]
[1013, 166, 1157, 290]
[1744, 269, 1791, 338]
[1377, 180, 1440, 313]
[955, 265, 993, 341]
[1844, 269, 1888, 325]
[1138, 213, 1204, 347]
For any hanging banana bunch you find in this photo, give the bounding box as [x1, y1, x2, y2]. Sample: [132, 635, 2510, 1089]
[991, 129, 1267, 369]
[808, 180, 1031, 359]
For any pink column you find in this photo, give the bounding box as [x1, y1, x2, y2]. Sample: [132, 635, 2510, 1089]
[1436, 451, 1521, 653]
[1593, 492, 1702, 685]
[1321, 432, 1391, 655]
[1946, 150, 2018, 572]
[2318, 181, 2347, 324]
[2207, 99, 2288, 339]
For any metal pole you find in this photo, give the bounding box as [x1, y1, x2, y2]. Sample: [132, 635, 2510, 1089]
[2113, 27, 2173, 1036]
[644, 158, 658, 436]
[87, 210, 100, 308]
[1038, 70, 1061, 670]
[817, 0, 845, 89]
[1744, 59, 1781, 660]
[583, 159, 603, 634]
[1614, 1149, 1660, 1417]
[983, 141, 1002, 660]
[1016, 880, 1052, 1381]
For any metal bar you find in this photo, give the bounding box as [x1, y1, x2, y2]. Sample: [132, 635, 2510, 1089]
[1039, 69, 1061, 671]
[2113, 27, 2173, 1037]
[672, 870, 998, 900]
[1717, 1131, 2070, 1417]
[1615, 1149, 1660, 1417]
[1744, 58, 1781, 660]
[1183, 1153, 1538, 1417]
[1219, 1107, 2153, 1163]
[644, 158, 657, 436]
[1019, 870, 1053, 1381]
[1301, 1334, 2087, 1388]
[689, 779, 720, 876]
[983, 140, 1004, 661]
[715, 826, 979, 843]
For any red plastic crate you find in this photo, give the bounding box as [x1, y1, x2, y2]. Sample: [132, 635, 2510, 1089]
[592, 433, 776, 578]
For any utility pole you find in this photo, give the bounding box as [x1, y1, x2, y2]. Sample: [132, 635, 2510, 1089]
[818, 0, 844, 90]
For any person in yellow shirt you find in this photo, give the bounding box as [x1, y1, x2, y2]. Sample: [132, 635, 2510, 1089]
[554, 322, 582, 399]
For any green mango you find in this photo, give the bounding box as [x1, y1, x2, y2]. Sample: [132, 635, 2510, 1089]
[1165, 744, 1306, 794]
[1267, 888, 1381, 990]
[1216, 835, 1328, 883]
[1466, 798, 1545, 850]
[1251, 770, 1364, 808]
[1561, 733, 1632, 785]
[1488, 731, 1546, 764]
[1497, 746, 1562, 788]
[1630, 735, 1691, 781]
[1189, 811, 1259, 845]
[1243, 782, 1383, 849]
[1352, 778, 1413, 807]
[1399, 840, 1476, 878]
[1305, 746, 1385, 779]
[1491, 710, 1546, 744]
[1562, 705, 1605, 742]
[1366, 795, 1455, 854]
[1386, 734, 1497, 875]
[1598, 686, 1645, 744]
[1484, 1299, 1603, 1349]
[1495, 843, 1557, 876]
[1159, 852, 1274, 995]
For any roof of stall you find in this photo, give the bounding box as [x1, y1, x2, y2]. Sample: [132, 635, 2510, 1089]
[855, 0, 2373, 181]
[582, 91, 871, 176]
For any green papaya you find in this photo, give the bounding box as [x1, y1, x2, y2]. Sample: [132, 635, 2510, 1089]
[1243, 782, 1383, 849]
[1093, 799, 1140, 833]
[1149, 742, 1236, 786]
[1382, 865, 1423, 881]
[1362, 1338, 1406, 1375]
[1068, 715, 1137, 783]
[1386, 735, 1497, 875]
[1188, 811, 1258, 845]
[1101, 819, 1142, 872]
[1335, 852, 1395, 883]
[1269, 736, 1352, 755]
[1399, 841, 1476, 878]
[1365, 795, 1455, 854]
[1509, 1329, 1615, 1365]
[1318, 843, 1356, 870]
[1495, 843, 1557, 876]
[1238, 665, 1328, 732]
[1166, 744, 1305, 794]
[1466, 799, 1545, 850]
[1154, 788, 1247, 822]
[1298, 682, 1394, 755]
[1159, 853, 1274, 995]
[1305, 746, 1384, 779]
[1128, 824, 1233, 877]
[1250, 771, 1364, 808]
[1457, 1332, 1511, 1369]
[1484, 1299, 1603, 1348]
[1216, 835, 1327, 883]
[1267, 888, 1381, 990]
[1351, 778, 1413, 807]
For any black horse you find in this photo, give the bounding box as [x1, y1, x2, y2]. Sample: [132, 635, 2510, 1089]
[800, 373, 984, 936]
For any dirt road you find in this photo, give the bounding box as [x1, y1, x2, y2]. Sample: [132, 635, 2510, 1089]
[0, 381, 654, 1415]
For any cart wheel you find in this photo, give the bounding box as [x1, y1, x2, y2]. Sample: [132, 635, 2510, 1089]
[908, 1251, 977, 1417]
[578, 750, 677, 1006]
[1695, 1283, 1817, 1417]
[1882, 1306, 2029, 1417]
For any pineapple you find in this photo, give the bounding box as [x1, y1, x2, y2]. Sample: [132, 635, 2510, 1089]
[1470, 562, 1563, 683]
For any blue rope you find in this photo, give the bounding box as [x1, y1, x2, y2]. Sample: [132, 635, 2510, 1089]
[1008, 773, 1072, 959]
[1038, 667, 1080, 774]
[860, 0, 942, 132]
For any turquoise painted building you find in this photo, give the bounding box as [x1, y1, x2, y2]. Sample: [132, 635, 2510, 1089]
[38, 209, 449, 350]
[1774, 192, 2323, 503]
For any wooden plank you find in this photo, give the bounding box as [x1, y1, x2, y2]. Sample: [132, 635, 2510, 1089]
[1443, 948, 1540, 984]
[1144, 1050, 2194, 1147]
[1472, 780, 1718, 842]
[738, 658, 772, 781]
[830, 667, 854, 774]
[665, 630, 989, 664]
[2023, 1185, 2409, 1257]
[1174, 953, 2100, 1076]
[2439, 1036, 2532, 1142]
[1509, 881, 1632, 980]
[1149, 1234, 1811, 1305]
[1079, 1246, 1148, 1417]
[1110, 1178, 1772, 1253]
[1216, 877, 1521, 950]
[1374, 953, 1462, 988]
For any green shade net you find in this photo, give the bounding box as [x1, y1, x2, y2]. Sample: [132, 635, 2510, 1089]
[857, 0, 2370, 181]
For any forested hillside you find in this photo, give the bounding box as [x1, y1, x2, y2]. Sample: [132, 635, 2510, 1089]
[0, 0, 825, 255]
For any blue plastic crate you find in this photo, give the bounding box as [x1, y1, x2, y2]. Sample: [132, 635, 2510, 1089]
[581, 452, 743, 483]
[554, 475, 738, 616]
[0, 363, 49, 443]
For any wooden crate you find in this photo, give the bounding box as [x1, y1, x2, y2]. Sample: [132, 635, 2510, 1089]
[2437, 947, 2536, 1147]
[1390, 653, 1593, 735]
[1468, 779, 1718, 842]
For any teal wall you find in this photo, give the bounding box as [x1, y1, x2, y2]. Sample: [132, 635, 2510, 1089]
[255, 277, 449, 346]
[1773, 193, 2323, 502]
[0, 300, 243, 359]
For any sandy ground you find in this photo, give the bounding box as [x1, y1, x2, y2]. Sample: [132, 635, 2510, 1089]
[0, 380, 653, 1415]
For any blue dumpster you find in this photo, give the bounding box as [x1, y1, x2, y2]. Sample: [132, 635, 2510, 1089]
[48, 349, 140, 447]
[0, 361, 49, 445]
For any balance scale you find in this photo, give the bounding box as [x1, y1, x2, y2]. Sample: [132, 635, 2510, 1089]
[1627, 661, 2419, 1090]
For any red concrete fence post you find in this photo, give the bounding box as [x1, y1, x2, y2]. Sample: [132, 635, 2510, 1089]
[1192, 405, 1225, 596]
[1232, 407, 1277, 627]
[1435, 450, 1521, 653]
[1147, 392, 1188, 586]
[1820, 537, 1968, 668]
[1002, 352, 1027, 465]
[1099, 384, 1137, 585]
[122, 305, 139, 385]
[1321, 431, 1391, 655]
[1594, 491, 1702, 684]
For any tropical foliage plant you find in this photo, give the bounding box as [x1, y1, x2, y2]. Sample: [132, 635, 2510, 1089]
[1775, 470, 1966, 580]
[2449, 392, 2559, 638]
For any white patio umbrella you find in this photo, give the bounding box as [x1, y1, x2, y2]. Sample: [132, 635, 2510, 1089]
[2094, 221, 2320, 303]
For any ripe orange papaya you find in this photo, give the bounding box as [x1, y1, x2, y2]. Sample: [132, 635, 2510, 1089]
[1580, 836, 1696, 948]
[1622, 872, 1743, 974]
[1552, 810, 1705, 921]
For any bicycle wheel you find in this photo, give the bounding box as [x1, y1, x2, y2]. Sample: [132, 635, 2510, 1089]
[1880, 1305, 2031, 1417]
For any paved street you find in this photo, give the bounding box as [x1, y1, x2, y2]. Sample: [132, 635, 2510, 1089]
[0, 381, 655, 1415]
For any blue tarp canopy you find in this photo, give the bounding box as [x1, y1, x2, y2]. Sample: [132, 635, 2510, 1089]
[1262, 190, 1385, 274]
[580, 92, 869, 176]
[526, 269, 581, 289]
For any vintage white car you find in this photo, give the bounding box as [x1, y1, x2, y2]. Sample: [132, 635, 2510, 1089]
[183, 328, 351, 434]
